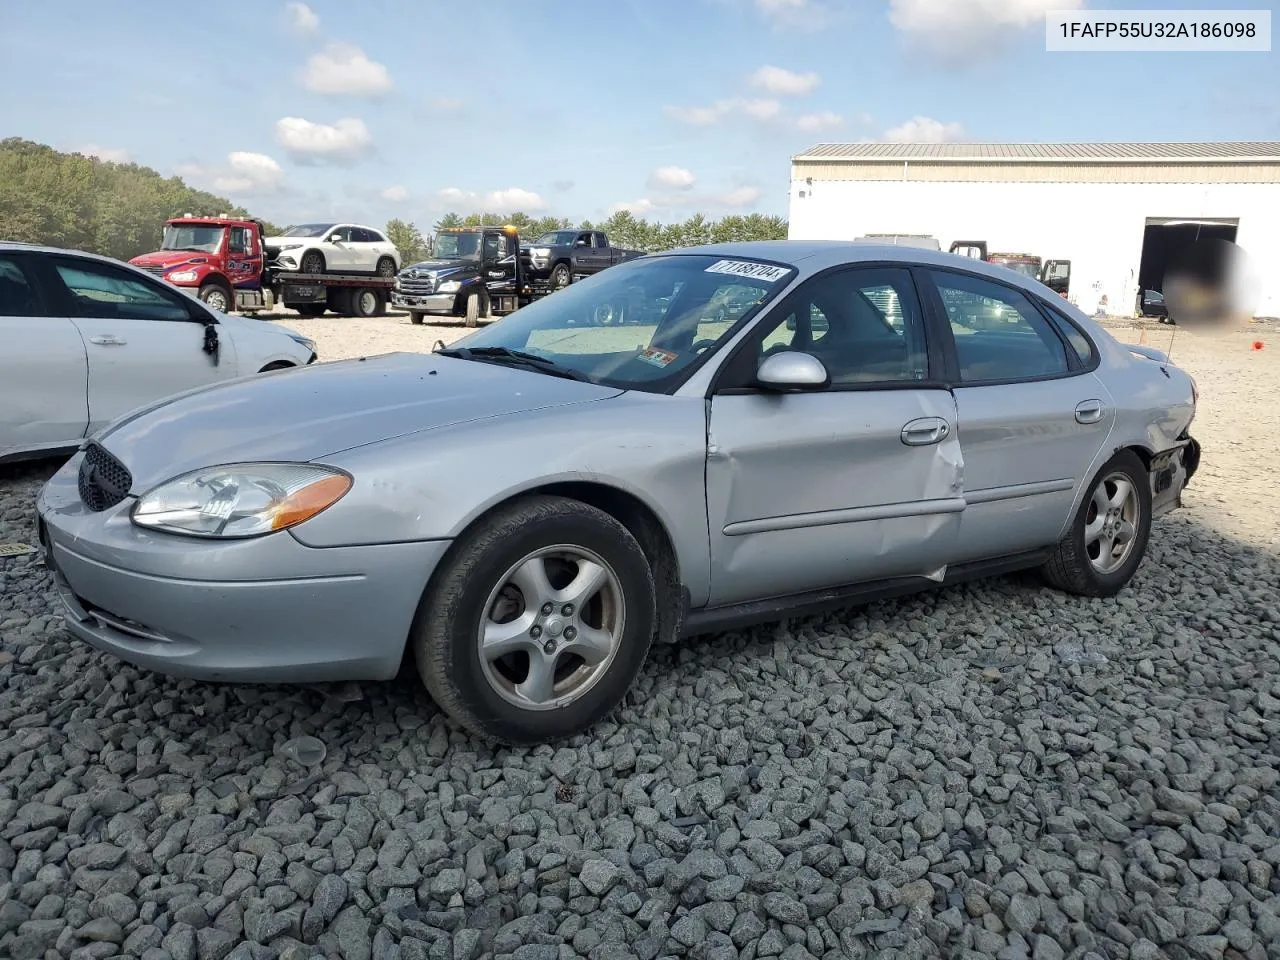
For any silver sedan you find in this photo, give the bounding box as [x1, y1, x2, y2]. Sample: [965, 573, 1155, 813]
[37, 242, 1201, 744]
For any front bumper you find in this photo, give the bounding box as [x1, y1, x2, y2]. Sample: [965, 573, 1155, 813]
[36, 455, 451, 683]
[391, 291, 455, 314]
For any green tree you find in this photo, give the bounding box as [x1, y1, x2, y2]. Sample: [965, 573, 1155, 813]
[384, 218, 429, 263]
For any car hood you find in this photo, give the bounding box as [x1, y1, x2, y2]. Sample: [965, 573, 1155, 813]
[94, 352, 624, 489]
[129, 251, 212, 270]
[400, 259, 473, 276]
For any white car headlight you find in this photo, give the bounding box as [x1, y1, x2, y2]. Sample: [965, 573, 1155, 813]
[132, 464, 352, 538]
[278, 243, 303, 251]
[437, 280, 461, 293]
[167, 269, 199, 283]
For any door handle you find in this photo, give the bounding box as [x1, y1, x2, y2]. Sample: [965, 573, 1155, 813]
[88, 335, 126, 346]
[1075, 400, 1105, 425]
[901, 417, 950, 446]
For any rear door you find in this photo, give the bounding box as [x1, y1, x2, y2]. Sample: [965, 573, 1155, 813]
[348, 227, 379, 272]
[0, 252, 89, 457]
[920, 267, 1113, 561]
[43, 255, 237, 435]
[705, 264, 965, 606]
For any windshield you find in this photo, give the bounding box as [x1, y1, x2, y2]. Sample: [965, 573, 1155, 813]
[160, 225, 223, 253]
[535, 231, 578, 246]
[283, 223, 337, 238]
[433, 232, 483, 260]
[992, 259, 1041, 279]
[444, 254, 795, 391]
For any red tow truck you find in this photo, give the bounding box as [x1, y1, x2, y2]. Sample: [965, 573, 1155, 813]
[948, 240, 1072, 298]
[130, 215, 396, 318]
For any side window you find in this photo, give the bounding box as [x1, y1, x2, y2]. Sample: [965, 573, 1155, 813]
[367, 229, 386, 243]
[753, 267, 929, 386]
[353, 228, 375, 243]
[228, 227, 250, 255]
[482, 234, 501, 259]
[577, 233, 592, 247]
[333, 227, 353, 242]
[594, 233, 608, 248]
[1042, 303, 1095, 366]
[0, 256, 43, 317]
[928, 270, 1069, 383]
[53, 260, 193, 322]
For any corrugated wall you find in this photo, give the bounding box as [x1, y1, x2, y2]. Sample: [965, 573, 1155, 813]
[792, 161, 1280, 183]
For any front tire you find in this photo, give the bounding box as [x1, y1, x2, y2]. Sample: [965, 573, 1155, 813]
[376, 257, 397, 279]
[409, 311, 425, 325]
[1041, 450, 1151, 597]
[463, 291, 482, 327]
[198, 282, 232, 313]
[412, 495, 656, 745]
[300, 251, 326, 274]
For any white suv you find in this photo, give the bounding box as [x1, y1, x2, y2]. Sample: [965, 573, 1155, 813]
[0, 243, 317, 464]
[265, 223, 402, 278]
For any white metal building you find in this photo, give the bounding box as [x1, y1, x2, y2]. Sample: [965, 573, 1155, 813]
[787, 141, 1280, 318]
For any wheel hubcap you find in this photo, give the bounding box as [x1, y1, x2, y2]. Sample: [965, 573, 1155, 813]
[360, 292, 376, 313]
[1084, 471, 1140, 574]
[208, 292, 227, 311]
[478, 545, 624, 711]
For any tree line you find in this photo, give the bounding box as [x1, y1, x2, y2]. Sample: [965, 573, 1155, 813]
[0, 138, 789, 266]
[384, 210, 790, 265]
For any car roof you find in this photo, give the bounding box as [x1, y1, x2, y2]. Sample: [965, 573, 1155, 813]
[653, 239, 1062, 293]
[0, 241, 128, 263]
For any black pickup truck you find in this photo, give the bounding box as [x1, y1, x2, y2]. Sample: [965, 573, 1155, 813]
[522, 230, 645, 289]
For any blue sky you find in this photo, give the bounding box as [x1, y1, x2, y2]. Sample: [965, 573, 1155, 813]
[1, 0, 1275, 230]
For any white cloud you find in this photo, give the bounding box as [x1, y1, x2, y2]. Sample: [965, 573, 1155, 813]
[302, 43, 393, 98]
[275, 116, 373, 164]
[77, 144, 130, 164]
[878, 115, 965, 143]
[664, 97, 782, 126]
[212, 151, 285, 194]
[433, 186, 549, 212]
[283, 1, 319, 36]
[608, 198, 657, 216]
[648, 166, 696, 191]
[889, 0, 1084, 55]
[381, 185, 409, 202]
[796, 111, 845, 133]
[749, 65, 820, 96]
[716, 186, 762, 208]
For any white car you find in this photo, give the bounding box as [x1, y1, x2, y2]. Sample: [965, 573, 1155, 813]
[265, 223, 402, 278]
[0, 242, 317, 464]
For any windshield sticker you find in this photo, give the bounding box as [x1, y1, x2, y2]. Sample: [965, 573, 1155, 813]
[705, 260, 790, 283]
[638, 346, 679, 369]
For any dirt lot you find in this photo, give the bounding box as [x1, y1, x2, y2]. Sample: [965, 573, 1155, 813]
[1, 311, 1278, 959]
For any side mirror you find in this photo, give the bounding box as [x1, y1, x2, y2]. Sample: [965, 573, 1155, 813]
[330, 234, 343, 244]
[755, 351, 830, 392]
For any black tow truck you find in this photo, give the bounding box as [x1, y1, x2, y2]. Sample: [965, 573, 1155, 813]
[392, 225, 554, 326]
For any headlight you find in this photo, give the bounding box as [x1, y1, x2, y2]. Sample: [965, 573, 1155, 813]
[167, 269, 199, 283]
[132, 464, 352, 538]
[279, 243, 303, 251]
[438, 280, 461, 293]
[287, 334, 316, 351]
[530, 247, 550, 257]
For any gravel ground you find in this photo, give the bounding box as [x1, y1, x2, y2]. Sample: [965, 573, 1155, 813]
[1, 316, 1278, 960]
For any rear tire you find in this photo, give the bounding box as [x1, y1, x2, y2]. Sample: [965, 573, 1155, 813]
[409, 311, 425, 325]
[411, 495, 656, 745]
[376, 257, 397, 279]
[1040, 450, 1151, 598]
[550, 263, 571, 290]
[350, 288, 379, 318]
[198, 282, 233, 314]
[464, 292, 481, 327]
[295, 303, 326, 318]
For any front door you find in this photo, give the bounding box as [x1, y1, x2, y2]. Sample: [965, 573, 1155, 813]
[481, 232, 517, 294]
[328, 226, 357, 270]
[0, 252, 89, 456]
[705, 265, 965, 607]
[921, 267, 1113, 560]
[44, 256, 236, 435]
[226, 225, 263, 295]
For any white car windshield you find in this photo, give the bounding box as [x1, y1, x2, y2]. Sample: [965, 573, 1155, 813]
[284, 223, 337, 238]
[443, 254, 795, 392]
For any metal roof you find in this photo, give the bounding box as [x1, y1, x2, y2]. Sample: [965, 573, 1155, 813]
[793, 142, 1280, 163]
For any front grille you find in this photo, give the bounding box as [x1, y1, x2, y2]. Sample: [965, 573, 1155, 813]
[139, 264, 167, 278]
[397, 270, 436, 296]
[78, 443, 133, 512]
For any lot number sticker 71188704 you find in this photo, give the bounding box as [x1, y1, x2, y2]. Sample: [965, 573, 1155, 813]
[704, 260, 791, 283]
